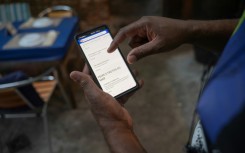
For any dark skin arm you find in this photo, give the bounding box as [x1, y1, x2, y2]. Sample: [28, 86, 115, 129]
[70, 16, 238, 153]
[70, 65, 146, 153]
[190, 19, 238, 53]
[108, 16, 238, 64]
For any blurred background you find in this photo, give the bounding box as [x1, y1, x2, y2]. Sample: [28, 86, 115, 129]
[0, 0, 244, 153]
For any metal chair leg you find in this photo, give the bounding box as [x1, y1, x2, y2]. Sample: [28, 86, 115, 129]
[53, 69, 75, 109]
[0, 131, 3, 153]
[42, 105, 53, 153]
[58, 80, 73, 109]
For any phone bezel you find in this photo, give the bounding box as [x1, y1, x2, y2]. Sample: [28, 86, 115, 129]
[74, 25, 139, 99]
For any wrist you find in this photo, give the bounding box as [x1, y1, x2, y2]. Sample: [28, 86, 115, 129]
[98, 119, 132, 135]
[103, 123, 133, 137]
[184, 20, 201, 44]
[101, 124, 147, 153]
[184, 19, 238, 47]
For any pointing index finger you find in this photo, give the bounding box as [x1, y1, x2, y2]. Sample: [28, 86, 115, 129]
[107, 21, 142, 53]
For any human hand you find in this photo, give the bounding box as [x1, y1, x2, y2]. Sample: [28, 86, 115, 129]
[108, 16, 191, 64]
[70, 64, 147, 153]
[81, 64, 143, 105]
[70, 70, 133, 131]
[70, 65, 143, 130]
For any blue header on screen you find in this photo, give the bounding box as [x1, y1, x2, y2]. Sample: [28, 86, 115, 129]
[77, 30, 109, 44]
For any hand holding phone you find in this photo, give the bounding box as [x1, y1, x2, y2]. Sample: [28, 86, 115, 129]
[75, 25, 139, 98]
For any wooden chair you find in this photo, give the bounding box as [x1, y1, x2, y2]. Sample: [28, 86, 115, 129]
[0, 68, 58, 153]
[38, 5, 76, 18]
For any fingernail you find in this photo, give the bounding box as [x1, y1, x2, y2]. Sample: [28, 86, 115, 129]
[71, 74, 81, 82]
[107, 48, 111, 52]
[72, 78, 78, 82]
[128, 55, 137, 64]
[107, 47, 113, 53]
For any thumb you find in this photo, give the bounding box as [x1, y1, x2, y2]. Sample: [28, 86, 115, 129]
[70, 71, 102, 101]
[127, 39, 160, 64]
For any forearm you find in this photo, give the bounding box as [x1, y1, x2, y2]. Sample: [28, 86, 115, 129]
[70, 65, 146, 152]
[101, 124, 147, 153]
[186, 19, 238, 53]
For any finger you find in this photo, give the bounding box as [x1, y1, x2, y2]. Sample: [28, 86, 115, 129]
[132, 69, 139, 77]
[128, 36, 142, 48]
[70, 71, 102, 101]
[127, 39, 160, 64]
[83, 64, 90, 75]
[128, 36, 148, 48]
[107, 21, 142, 53]
[118, 79, 144, 105]
[138, 79, 144, 88]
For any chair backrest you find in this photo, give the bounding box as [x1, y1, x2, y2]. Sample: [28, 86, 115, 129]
[0, 2, 31, 23]
[38, 5, 76, 18]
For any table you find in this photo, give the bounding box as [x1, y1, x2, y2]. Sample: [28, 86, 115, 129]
[0, 17, 78, 61]
[0, 17, 81, 108]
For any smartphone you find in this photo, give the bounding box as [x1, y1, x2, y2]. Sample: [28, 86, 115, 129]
[75, 25, 139, 98]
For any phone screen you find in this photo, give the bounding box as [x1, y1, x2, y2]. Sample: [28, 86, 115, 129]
[75, 25, 138, 98]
